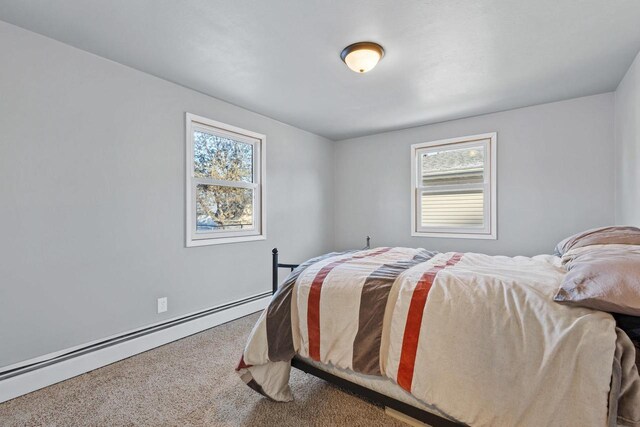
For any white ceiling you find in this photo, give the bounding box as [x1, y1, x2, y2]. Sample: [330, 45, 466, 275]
[1, 1, 640, 140]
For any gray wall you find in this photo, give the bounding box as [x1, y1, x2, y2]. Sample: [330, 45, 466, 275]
[334, 94, 616, 256]
[615, 50, 640, 225]
[0, 22, 335, 368]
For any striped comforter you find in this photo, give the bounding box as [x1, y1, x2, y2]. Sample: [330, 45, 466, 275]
[237, 247, 640, 426]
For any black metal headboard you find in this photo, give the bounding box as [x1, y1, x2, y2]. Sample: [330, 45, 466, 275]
[272, 236, 371, 294]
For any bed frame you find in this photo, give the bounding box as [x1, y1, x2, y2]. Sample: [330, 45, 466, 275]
[271, 242, 462, 427]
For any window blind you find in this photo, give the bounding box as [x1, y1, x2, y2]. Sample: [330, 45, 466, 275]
[421, 191, 484, 227]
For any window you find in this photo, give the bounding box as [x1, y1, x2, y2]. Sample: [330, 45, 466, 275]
[185, 113, 265, 247]
[411, 133, 496, 239]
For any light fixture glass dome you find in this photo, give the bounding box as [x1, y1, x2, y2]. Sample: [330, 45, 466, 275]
[340, 42, 384, 73]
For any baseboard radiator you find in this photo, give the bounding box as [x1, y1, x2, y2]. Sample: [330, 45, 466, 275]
[0, 292, 271, 403]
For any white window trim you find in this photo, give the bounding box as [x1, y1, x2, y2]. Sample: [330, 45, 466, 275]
[185, 113, 266, 247]
[410, 132, 497, 240]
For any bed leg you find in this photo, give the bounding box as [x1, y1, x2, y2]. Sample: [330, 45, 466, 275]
[272, 248, 279, 294]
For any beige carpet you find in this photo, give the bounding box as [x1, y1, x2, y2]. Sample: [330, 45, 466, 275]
[0, 312, 406, 426]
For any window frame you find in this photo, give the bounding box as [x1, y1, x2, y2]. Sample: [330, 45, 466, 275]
[185, 113, 266, 247]
[410, 132, 497, 240]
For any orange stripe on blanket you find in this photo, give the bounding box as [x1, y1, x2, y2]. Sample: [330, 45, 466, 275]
[307, 247, 392, 361]
[235, 355, 252, 371]
[397, 253, 463, 391]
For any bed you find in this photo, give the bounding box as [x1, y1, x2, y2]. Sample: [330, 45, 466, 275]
[237, 235, 640, 426]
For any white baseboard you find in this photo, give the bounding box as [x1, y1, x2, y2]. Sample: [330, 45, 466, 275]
[0, 294, 270, 403]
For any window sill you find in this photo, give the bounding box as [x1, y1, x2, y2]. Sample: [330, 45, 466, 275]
[411, 231, 497, 240]
[186, 234, 266, 247]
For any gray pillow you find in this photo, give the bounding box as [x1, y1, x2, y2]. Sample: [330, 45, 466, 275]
[554, 246, 640, 316]
[554, 226, 640, 257]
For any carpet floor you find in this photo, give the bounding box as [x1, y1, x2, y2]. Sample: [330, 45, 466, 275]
[0, 312, 406, 426]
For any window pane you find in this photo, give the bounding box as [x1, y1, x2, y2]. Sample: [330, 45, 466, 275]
[196, 184, 254, 232]
[193, 130, 253, 182]
[421, 190, 484, 228]
[422, 145, 484, 186]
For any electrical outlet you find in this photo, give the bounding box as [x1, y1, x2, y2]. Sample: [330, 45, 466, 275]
[157, 297, 168, 314]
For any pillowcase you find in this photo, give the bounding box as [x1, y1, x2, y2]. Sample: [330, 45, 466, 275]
[553, 245, 640, 316]
[554, 226, 640, 257]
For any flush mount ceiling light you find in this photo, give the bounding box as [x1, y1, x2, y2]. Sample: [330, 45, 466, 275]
[340, 42, 385, 73]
